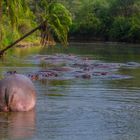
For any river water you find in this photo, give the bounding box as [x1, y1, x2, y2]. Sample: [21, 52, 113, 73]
[0, 43, 140, 140]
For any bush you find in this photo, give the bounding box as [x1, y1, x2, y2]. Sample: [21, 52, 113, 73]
[129, 16, 140, 42]
[109, 16, 131, 42]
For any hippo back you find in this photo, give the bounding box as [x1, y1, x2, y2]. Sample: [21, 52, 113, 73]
[0, 74, 36, 112]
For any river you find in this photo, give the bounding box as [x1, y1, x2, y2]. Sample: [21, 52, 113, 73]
[0, 42, 140, 140]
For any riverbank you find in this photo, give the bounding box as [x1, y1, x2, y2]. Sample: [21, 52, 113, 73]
[16, 41, 40, 48]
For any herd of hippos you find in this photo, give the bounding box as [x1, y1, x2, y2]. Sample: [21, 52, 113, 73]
[0, 54, 140, 112]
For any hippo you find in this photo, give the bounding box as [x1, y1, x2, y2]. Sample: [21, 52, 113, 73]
[0, 74, 36, 112]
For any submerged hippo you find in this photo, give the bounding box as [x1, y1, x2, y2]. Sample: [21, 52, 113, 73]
[0, 74, 36, 112]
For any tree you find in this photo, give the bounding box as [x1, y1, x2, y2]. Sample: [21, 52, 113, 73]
[109, 16, 131, 41]
[61, 0, 140, 43]
[0, 0, 35, 48]
[0, 0, 72, 56]
[41, 1, 72, 47]
[109, 0, 138, 17]
[108, 0, 140, 42]
[69, 0, 102, 40]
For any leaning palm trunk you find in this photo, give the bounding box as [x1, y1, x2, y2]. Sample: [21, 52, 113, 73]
[0, 2, 72, 57]
[0, 20, 52, 56]
[0, 24, 40, 56]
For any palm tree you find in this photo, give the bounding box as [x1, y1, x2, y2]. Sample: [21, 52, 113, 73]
[40, 1, 72, 47]
[0, 0, 31, 48]
[0, 0, 72, 56]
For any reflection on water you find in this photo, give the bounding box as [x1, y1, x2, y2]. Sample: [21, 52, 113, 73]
[0, 110, 36, 139]
[0, 43, 140, 140]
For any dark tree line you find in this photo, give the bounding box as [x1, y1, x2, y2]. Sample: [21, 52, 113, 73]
[60, 0, 140, 43]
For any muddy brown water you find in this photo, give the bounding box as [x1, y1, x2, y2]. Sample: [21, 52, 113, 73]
[0, 42, 140, 140]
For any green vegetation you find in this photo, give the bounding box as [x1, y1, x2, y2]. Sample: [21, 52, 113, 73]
[0, 0, 139, 52]
[0, 0, 72, 53]
[60, 0, 140, 43]
[0, 0, 35, 48]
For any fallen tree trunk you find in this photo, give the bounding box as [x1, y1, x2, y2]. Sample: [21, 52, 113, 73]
[0, 23, 43, 57]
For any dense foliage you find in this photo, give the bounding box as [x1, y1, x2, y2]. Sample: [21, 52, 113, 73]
[60, 0, 140, 43]
[0, 0, 72, 49]
[0, 0, 35, 48]
[0, 0, 139, 49]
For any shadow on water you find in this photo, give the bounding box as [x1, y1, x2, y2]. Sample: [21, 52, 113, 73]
[0, 110, 36, 140]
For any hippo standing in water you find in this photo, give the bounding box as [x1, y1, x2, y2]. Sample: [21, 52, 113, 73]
[0, 74, 36, 112]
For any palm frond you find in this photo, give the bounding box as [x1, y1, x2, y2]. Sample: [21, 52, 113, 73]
[5, 0, 27, 28]
[44, 2, 72, 47]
